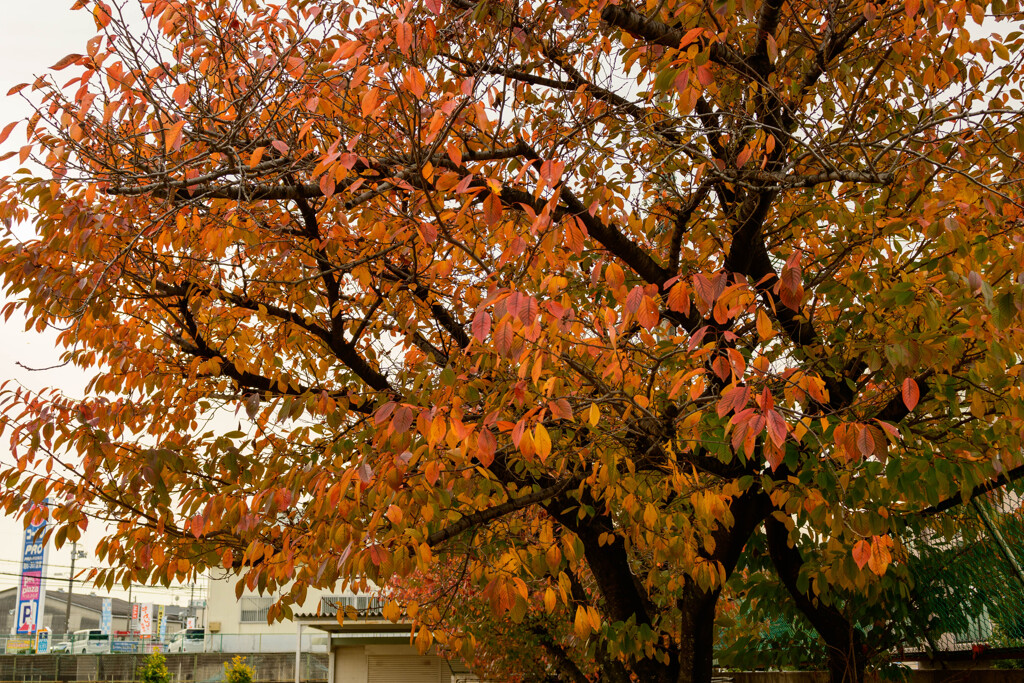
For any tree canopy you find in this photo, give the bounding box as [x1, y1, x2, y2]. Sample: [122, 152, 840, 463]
[2, 0, 1024, 680]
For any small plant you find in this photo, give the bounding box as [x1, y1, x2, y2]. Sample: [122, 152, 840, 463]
[137, 653, 170, 683]
[223, 656, 255, 683]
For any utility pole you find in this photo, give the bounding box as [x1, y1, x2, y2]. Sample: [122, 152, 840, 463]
[63, 542, 86, 635]
[189, 581, 196, 627]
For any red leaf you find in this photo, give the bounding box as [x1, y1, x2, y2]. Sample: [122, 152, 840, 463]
[902, 378, 920, 411]
[517, 295, 538, 324]
[494, 320, 514, 356]
[511, 419, 526, 447]
[693, 274, 718, 306]
[375, 401, 396, 425]
[765, 410, 787, 447]
[856, 425, 874, 456]
[712, 355, 730, 380]
[696, 65, 714, 87]
[476, 429, 496, 465]
[874, 419, 900, 439]
[550, 398, 573, 420]
[764, 440, 784, 471]
[471, 309, 491, 342]
[625, 285, 644, 313]
[716, 385, 749, 417]
[271, 140, 289, 155]
[392, 406, 414, 434]
[483, 193, 503, 226]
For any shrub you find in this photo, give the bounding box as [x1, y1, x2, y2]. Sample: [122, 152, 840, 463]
[137, 653, 170, 683]
[223, 656, 255, 683]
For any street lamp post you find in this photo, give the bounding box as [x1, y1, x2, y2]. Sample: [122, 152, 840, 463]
[63, 542, 88, 636]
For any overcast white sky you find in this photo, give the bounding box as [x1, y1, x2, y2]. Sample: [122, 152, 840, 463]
[0, 2, 202, 607]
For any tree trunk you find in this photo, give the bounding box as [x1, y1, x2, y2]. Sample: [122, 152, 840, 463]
[675, 589, 720, 683]
[765, 516, 867, 683]
[672, 489, 772, 683]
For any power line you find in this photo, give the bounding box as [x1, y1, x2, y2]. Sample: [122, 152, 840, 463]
[0, 556, 211, 583]
[0, 570, 207, 597]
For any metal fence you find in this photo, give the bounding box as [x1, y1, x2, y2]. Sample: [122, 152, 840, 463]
[906, 488, 1024, 656]
[0, 653, 327, 683]
[0, 634, 330, 657]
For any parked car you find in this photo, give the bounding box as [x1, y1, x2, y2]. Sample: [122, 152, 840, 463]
[71, 629, 109, 654]
[165, 628, 205, 653]
[50, 641, 72, 654]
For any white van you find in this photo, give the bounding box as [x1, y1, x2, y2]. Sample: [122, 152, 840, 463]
[165, 628, 205, 653]
[71, 629, 109, 654]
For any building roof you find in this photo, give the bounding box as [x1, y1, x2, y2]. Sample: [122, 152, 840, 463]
[0, 586, 186, 617]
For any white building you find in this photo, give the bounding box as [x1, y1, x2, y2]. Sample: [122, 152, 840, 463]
[205, 570, 336, 653]
[205, 572, 477, 682]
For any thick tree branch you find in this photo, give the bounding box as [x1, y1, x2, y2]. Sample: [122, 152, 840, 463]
[600, 6, 761, 82]
[426, 478, 574, 547]
[919, 462, 1024, 517]
[766, 516, 867, 683]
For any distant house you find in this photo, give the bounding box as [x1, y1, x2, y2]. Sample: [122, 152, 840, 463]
[205, 570, 335, 652]
[0, 587, 187, 637]
[296, 601, 478, 683]
[207, 572, 477, 682]
[0, 587, 130, 634]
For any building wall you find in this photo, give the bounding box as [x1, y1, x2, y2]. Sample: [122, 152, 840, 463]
[205, 573, 367, 653]
[332, 644, 477, 683]
[206, 573, 361, 636]
[333, 647, 368, 683]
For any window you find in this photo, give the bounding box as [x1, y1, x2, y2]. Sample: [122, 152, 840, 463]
[239, 597, 273, 623]
[320, 595, 384, 616]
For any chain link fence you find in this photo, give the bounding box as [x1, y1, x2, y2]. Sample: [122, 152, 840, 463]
[907, 488, 1024, 656]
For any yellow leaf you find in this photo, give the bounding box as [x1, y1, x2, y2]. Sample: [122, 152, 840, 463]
[868, 536, 892, 576]
[543, 587, 557, 613]
[605, 263, 625, 290]
[382, 600, 402, 621]
[534, 423, 551, 460]
[643, 503, 657, 528]
[573, 606, 591, 639]
[756, 309, 775, 340]
[545, 543, 561, 572]
[415, 626, 432, 653]
[588, 403, 600, 426]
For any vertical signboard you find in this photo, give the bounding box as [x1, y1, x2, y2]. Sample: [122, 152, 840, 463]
[100, 598, 112, 635]
[15, 515, 48, 635]
[138, 603, 153, 637]
[156, 605, 166, 641]
[36, 628, 50, 654]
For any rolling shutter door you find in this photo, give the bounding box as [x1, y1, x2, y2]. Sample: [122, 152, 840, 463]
[366, 655, 446, 683]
